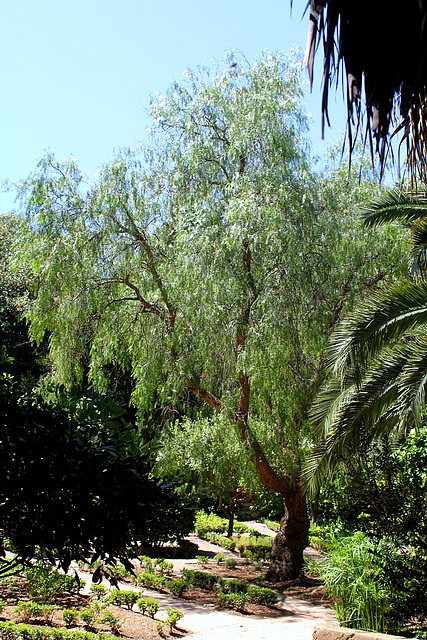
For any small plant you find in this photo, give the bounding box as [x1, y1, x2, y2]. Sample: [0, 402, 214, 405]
[0, 599, 6, 615]
[213, 553, 225, 564]
[90, 584, 108, 600]
[137, 596, 159, 618]
[155, 620, 166, 638]
[40, 604, 60, 624]
[101, 610, 122, 635]
[62, 607, 79, 627]
[247, 585, 277, 606]
[224, 558, 237, 569]
[108, 589, 139, 610]
[167, 579, 188, 597]
[220, 578, 248, 594]
[79, 605, 99, 631]
[165, 607, 184, 631]
[25, 564, 80, 603]
[217, 592, 247, 611]
[181, 569, 217, 590]
[196, 555, 210, 565]
[157, 560, 173, 576]
[13, 602, 41, 623]
[136, 573, 166, 591]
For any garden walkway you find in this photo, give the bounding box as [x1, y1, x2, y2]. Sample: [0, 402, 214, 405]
[79, 525, 337, 640]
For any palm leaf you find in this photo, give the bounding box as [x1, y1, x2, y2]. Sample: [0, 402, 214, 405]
[361, 187, 427, 228]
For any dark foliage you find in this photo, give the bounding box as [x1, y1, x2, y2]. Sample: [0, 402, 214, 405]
[0, 376, 194, 572]
[304, 0, 427, 180]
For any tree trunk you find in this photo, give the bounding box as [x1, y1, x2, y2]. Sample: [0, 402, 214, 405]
[227, 509, 234, 539]
[266, 486, 309, 581]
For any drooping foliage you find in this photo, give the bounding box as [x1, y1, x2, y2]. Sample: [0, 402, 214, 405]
[304, 0, 427, 180]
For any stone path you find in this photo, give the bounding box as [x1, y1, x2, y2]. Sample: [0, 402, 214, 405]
[78, 524, 338, 640]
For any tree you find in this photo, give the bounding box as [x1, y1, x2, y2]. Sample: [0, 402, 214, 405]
[305, 186, 427, 490]
[304, 0, 427, 181]
[14, 52, 403, 579]
[155, 414, 263, 537]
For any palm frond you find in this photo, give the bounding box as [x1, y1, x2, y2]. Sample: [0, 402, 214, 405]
[361, 187, 427, 228]
[329, 281, 427, 378]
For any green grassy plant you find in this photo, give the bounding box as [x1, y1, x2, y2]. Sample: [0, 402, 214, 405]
[217, 592, 247, 611]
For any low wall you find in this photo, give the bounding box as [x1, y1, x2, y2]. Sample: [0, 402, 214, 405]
[313, 626, 413, 640]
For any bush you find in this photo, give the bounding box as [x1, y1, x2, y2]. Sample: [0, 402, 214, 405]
[13, 602, 42, 623]
[108, 589, 139, 610]
[0, 599, 6, 616]
[165, 608, 184, 631]
[196, 555, 209, 565]
[220, 579, 248, 594]
[234, 536, 272, 559]
[213, 553, 224, 564]
[224, 558, 237, 569]
[25, 565, 80, 604]
[181, 570, 217, 590]
[166, 579, 188, 597]
[101, 611, 122, 635]
[62, 608, 79, 627]
[136, 597, 159, 618]
[246, 586, 277, 606]
[90, 585, 108, 600]
[79, 606, 100, 631]
[136, 573, 166, 591]
[0, 621, 120, 640]
[217, 592, 247, 611]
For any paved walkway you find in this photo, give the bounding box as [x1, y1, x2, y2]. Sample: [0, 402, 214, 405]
[78, 524, 338, 640]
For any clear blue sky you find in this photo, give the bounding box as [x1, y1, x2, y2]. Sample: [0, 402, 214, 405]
[0, 0, 346, 214]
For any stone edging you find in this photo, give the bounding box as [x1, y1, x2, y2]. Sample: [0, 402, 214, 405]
[313, 625, 413, 640]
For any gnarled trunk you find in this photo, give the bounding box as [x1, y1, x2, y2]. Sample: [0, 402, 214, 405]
[266, 486, 309, 581]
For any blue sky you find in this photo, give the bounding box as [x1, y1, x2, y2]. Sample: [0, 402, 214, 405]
[0, 0, 346, 214]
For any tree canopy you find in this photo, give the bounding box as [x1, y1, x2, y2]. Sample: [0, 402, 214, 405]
[13, 51, 406, 578]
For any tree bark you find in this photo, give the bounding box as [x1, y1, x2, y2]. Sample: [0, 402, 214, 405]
[266, 485, 309, 581]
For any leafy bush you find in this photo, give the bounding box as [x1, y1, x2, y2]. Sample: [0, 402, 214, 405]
[194, 511, 255, 537]
[0, 621, 121, 640]
[213, 553, 224, 564]
[136, 573, 166, 591]
[217, 592, 247, 611]
[108, 589, 139, 610]
[196, 555, 210, 565]
[136, 597, 159, 618]
[262, 519, 280, 532]
[247, 586, 277, 606]
[181, 569, 217, 590]
[165, 608, 184, 631]
[25, 565, 80, 603]
[79, 605, 100, 631]
[62, 608, 79, 627]
[224, 558, 237, 569]
[90, 585, 108, 600]
[219, 579, 248, 594]
[101, 611, 122, 635]
[166, 579, 188, 597]
[13, 602, 42, 623]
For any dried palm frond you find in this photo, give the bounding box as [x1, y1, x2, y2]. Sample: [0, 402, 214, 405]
[303, 0, 427, 183]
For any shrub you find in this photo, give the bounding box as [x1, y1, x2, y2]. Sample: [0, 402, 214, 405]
[204, 533, 236, 551]
[157, 561, 173, 576]
[0, 621, 120, 640]
[220, 579, 248, 594]
[90, 585, 108, 600]
[234, 536, 272, 559]
[79, 606, 100, 631]
[224, 558, 237, 569]
[181, 570, 217, 590]
[213, 553, 224, 564]
[0, 599, 6, 616]
[246, 586, 277, 606]
[108, 589, 139, 610]
[136, 573, 166, 591]
[25, 565, 80, 604]
[62, 608, 79, 627]
[101, 611, 122, 635]
[13, 602, 42, 623]
[166, 579, 188, 597]
[165, 608, 184, 631]
[136, 597, 159, 618]
[196, 555, 209, 565]
[217, 592, 247, 611]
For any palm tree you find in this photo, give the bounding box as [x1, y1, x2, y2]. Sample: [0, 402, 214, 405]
[303, 1, 427, 181]
[304, 187, 427, 490]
